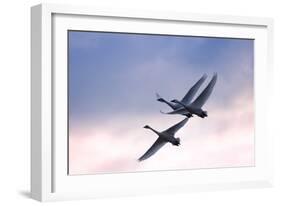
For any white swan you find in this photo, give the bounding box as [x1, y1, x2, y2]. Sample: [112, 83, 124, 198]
[168, 73, 218, 118]
[156, 74, 207, 117]
[138, 117, 189, 161]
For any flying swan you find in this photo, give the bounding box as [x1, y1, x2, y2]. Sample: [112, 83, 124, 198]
[156, 74, 207, 117]
[138, 117, 189, 161]
[168, 73, 218, 118]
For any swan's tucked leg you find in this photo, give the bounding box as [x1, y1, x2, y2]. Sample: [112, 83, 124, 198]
[181, 112, 193, 118]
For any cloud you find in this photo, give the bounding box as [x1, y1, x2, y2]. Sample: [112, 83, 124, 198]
[69, 89, 254, 175]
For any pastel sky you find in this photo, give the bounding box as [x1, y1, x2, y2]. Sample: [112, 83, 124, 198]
[68, 31, 254, 175]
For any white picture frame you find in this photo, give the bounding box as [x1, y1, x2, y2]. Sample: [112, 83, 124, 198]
[31, 3, 274, 202]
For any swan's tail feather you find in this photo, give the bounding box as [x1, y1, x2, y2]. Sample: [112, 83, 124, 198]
[176, 138, 181, 146]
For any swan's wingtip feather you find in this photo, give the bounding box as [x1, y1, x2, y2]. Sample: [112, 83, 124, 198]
[155, 92, 160, 98]
[160, 110, 166, 114]
[138, 157, 144, 162]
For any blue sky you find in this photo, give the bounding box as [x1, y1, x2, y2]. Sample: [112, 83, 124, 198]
[68, 31, 253, 124]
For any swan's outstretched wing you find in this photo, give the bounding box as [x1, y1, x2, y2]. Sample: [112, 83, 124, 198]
[138, 138, 167, 161]
[164, 117, 189, 135]
[190, 73, 217, 109]
[181, 74, 207, 104]
[156, 93, 162, 100]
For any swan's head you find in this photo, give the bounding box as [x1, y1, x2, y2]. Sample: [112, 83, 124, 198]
[171, 99, 180, 104]
[143, 125, 150, 129]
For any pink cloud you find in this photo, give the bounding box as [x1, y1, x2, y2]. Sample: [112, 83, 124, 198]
[69, 90, 254, 175]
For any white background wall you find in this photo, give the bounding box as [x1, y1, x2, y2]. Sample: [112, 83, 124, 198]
[0, 0, 280, 205]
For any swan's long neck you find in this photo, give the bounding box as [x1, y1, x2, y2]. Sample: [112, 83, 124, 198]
[146, 126, 160, 135]
[161, 98, 177, 110]
[175, 100, 188, 109]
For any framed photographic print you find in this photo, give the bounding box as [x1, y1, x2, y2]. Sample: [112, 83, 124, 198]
[31, 3, 274, 201]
